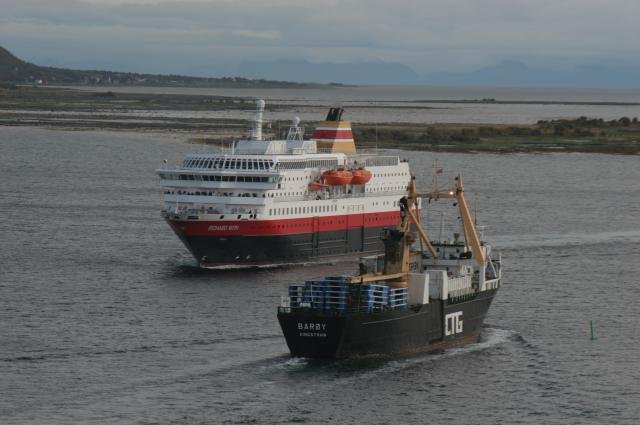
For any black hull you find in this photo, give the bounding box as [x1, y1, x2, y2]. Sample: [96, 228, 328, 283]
[170, 223, 390, 267]
[277, 289, 498, 358]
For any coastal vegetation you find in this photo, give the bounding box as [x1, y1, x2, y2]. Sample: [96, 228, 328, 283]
[353, 118, 640, 154]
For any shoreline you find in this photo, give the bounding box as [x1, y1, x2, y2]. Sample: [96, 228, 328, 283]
[1, 86, 638, 155]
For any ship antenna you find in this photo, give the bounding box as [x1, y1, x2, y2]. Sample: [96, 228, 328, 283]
[432, 159, 443, 199]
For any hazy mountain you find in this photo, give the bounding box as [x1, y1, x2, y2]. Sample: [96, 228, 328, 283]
[236, 58, 423, 85]
[235, 58, 640, 88]
[4, 44, 639, 88]
[426, 60, 640, 88]
[0, 46, 320, 88]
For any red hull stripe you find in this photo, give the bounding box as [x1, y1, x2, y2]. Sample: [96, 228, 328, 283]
[312, 129, 354, 140]
[169, 211, 407, 236]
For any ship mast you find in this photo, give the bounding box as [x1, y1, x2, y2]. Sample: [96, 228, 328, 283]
[424, 174, 486, 267]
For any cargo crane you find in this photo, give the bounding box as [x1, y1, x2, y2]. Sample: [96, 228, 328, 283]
[348, 172, 488, 287]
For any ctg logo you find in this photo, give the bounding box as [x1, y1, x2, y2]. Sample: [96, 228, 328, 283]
[445, 311, 463, 336]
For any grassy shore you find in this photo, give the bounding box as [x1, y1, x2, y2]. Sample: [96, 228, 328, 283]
[1, 85, 639, 154]
[352, 120, 640, 154]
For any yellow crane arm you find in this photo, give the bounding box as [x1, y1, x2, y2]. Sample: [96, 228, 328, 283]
[423, 176, 486, 267]
[405, 206, 437, 258]
[346, 272, 407, 284]
[454, 176, 486, 266]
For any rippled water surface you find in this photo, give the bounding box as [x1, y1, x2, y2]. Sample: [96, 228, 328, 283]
[1, 126, 639, 424]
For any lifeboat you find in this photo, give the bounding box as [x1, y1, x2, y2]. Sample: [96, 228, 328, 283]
[308, 181, 328, 191]
[350, 168, 372, 185]
[322, 169, 353, 185]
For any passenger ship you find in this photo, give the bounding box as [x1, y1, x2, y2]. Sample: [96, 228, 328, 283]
[157, 100, 419, 267]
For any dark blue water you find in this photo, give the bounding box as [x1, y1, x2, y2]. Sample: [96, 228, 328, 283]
[1, 126, 639, 424]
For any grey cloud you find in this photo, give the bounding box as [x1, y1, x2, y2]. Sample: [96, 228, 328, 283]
[1, 0, 639, 79]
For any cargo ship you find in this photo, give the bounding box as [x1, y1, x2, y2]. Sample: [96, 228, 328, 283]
[277, 175, 501, 358]
[157, 100, 419, 268]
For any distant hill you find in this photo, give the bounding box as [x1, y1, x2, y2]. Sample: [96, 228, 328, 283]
[236, 58, 423, 85]
[5, 45, 639, 88]
[426, 60, 640, 88]
[234, 57, 640, 88]
[0, 46, 320, 88]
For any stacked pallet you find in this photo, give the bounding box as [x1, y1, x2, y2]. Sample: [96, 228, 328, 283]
[350, 284, 389, 311]
[310, 280, 349, 311]
[289, 281, 410, 311]
[289, 280, 350, 311]
[288, 283, 309, 308]
[388, 287, 409, 309]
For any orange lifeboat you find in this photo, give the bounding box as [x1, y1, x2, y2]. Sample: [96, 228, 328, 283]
[351, 168, 372, 185]
[322, 169, 353, 185]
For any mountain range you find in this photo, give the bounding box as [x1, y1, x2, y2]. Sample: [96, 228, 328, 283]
[236, 58, 640, 88]
[2, 45, 639, 88]
[0, 46, 316, 88]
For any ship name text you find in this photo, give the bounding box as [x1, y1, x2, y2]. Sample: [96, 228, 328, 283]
[298, 322, 327, 338]
[208, 225, 240, 231]
[445, 311, 464, 336]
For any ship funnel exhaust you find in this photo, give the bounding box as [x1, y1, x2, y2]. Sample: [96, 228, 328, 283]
[252, 99, 266, 141]
[312, 107, 356, 153]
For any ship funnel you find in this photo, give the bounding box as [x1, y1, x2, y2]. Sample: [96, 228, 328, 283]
[251, 99, 266, 141]
[312, 107, 356, 154]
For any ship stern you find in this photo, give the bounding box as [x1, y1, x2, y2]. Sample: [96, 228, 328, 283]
[277, 309, 347, 358]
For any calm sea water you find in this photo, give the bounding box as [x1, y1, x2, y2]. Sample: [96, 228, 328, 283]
[67, 85, 640, 124]
[1, 126, 639, 424]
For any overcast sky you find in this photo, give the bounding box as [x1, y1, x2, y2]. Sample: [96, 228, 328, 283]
[2, 0, 639, 76]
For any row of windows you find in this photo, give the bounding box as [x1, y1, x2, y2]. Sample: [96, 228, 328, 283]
[182, 156, 405, 172]
[276, 159, 338, 170]
[184, 157, 275, 170]
[372, 172, 409, 178]
[269, 204, 338, 216]
[165, 190, 305, 198]
[362, 157, 400, 167]
[366, 186, 407, 192]
[159, 173, 277, 183]
[199, 175, 275, 183]
[182, 157, 340, 171]
[165, 190, 261, 198]
[254, 215, 396, 227]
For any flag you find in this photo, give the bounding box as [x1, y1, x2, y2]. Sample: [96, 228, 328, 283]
[436, 167, 443, 175]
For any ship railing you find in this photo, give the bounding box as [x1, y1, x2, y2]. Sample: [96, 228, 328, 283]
[315, 148, 340, 154]
[353, 147, 381, 155]
[271, 189, 406, 203]
[166, 207, 263, 220]
[448, 287, 476, 298]
[484, 278, 500, 290]
[313, 147, 385, 155]
[278, 304, 409, 316]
